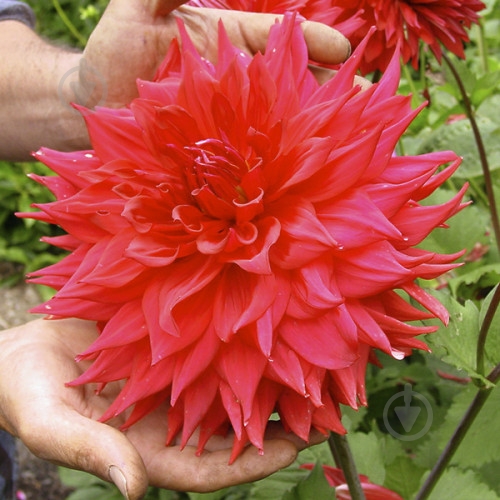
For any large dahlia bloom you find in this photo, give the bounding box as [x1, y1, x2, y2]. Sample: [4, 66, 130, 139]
[329, 0, 486, 74]
[24, 15, 466, 459]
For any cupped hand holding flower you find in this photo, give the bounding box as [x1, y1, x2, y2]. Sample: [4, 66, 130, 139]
[0, 318, 326, 500]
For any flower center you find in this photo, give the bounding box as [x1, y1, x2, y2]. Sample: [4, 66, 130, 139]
[185, 139, 249, 213]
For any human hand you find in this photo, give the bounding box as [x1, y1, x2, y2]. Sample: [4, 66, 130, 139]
[0, 318, 327, 499]
[74, 0, 352, 108]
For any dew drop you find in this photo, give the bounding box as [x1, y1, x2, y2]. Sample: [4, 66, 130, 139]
[96, 209, 110, 216]
[84, 153, 94, 158]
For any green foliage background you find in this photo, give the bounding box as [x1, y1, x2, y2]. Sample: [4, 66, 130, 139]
[3, 1, 500, 499]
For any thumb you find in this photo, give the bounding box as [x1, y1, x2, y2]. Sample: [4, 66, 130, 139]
[21, 409, 148, 500]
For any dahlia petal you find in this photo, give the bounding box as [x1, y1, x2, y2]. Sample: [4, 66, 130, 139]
[287, 258, 344, 319]
[33, 148, 100, 188]
[245, 380, 281, 452]
[81, 106, 159, 166]
[213, 268, 277, 341]
[171, 324, 220, 404]
[151, 255, 221, 337]
[266, 341, 307, 395]
[346, 300, 393, 354]
[217, 339, 267, 423]
[311, 391, 345, 435]
[278, 390, 313, 441]
[219, 380, 244, 440]
[318, 190, 403, 249]
[402, 282, 450, 325]
[295, 125, 384, 203]
[335, 242, 415, 297]
[269, 199, 339, 268]
[145, 281, 213, 362]
[279, 310, 358, 370]
[77, 301, 147, 356]
[227, 216, 281, 274]
[180, 370, 219, 448]
[304, 364, 326, 408]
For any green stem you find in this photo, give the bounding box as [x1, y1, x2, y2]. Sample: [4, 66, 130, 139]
[475, 21, 489, 74]
[441, 52, 500, 254]
[328, 433, 366, 500]
[476, 284, 500, 377]
[415, 363, 500, 500]
[52, 0, 87, 46]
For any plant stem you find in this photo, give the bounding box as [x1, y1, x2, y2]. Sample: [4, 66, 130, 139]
[52, 0, 87, 46]
[328, 433, 366, 500]
[476, 284, 500, 377]
[415, 362, 500, 500]
[441, 52, 500, 254]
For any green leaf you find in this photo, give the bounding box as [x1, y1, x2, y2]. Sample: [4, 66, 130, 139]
[449, 384, 500, 469]
[250, 464, 309, 500]
[282, 464, 335, 500]
[424, 291, 484, 380]
[347, 432, 385, 485]
[384, 456, 426, 500]
[448, 265, 500, 301]
[424, 467, 499, 500]
[59, 468, 103, 489]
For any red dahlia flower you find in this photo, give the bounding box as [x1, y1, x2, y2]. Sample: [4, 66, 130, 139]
[330, 0, 486, 74]
[22, 15, 466, 460]
[302, 464, 403, 499]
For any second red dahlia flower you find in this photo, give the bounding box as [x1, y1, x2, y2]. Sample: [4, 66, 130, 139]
[330, 0, 486, 74]
[23, 15, 466, 459]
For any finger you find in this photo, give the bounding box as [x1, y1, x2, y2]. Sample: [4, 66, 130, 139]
[301, 20, 351, 64]
[18, 408, 148, 500]
[148, 439, 298, 492]
[234, 13, 351, 65]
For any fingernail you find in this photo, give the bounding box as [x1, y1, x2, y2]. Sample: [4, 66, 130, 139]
[109, 465, 130, 500]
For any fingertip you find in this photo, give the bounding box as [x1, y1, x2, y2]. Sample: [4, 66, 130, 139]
[301, 21, 351, 65]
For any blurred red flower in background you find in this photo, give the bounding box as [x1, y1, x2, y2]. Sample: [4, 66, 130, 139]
[302, 463, 403, 499]
[331, 0, 486, 74]
[22, 15, 466, 460]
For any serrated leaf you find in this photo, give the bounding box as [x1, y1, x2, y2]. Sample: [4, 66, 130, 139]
[424, 291, 490, 383]
[448, 265, 500, 299]
[478, 461, 500, 495]
[424, 467, 499, 500]
[417, 116, 500, 178]
[347, 432, 386, 485]
[449, 384, 500, 469]
[419, 189, 492, 259]
[282, 464, 335, 500]
[384, 456, 426, 500]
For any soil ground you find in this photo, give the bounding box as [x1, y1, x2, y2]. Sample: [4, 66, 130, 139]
[0, 279, 73, 500]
